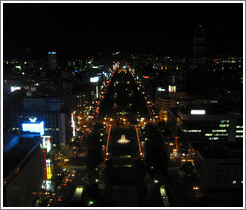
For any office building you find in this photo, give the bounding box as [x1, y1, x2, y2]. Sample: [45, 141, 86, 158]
[177, 106, 243, 142]
[192, 25, 206, 69]
[188, 141, 243, 206]
[48, 52, 57, 71]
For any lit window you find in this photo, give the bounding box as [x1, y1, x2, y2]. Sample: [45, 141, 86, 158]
[212, 130, 227, 132]
[214, 133, 228, 136]
[233, 180, 237, 184]
[209, 137, 219, 140]
[236, 135, 243, 138]
[187, 130, 201, 132]
[219, 124, 229, 127]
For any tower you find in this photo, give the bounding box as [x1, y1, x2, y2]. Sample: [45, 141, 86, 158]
[192, 25, 206, 69]
[48, 51, 57, 71]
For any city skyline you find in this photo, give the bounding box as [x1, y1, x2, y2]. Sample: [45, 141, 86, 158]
[4, 2, 243, 59]
[2, 1, 244, 208]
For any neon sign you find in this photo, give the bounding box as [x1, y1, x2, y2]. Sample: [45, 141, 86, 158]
[40, 136, 51, 153]
[168, 85, 176, 93]
[22, 121, 44, 136]
[71, 112, 76, 137]
[48, 52, 56, 55]
[29, 117, 37, 123]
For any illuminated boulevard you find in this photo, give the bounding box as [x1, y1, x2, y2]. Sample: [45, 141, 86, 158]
[47, 63, 174, 207]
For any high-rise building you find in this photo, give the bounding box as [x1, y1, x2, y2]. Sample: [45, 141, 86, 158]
[192, 25, 206, 69]
[48, 52, 57, 71]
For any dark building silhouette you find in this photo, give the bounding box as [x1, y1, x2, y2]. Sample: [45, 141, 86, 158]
[48, 51, 57, 71]
[192, 25, 206, 69]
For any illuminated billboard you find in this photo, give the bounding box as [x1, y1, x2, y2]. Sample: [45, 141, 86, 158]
[40, 136, 51, 153]
[143, 76, 150, 79]
[168, 85, 176, 93]
[22, 121, 44, 136]
[71, 112, 76, 137]
[10, 86, 21, 92]
[157, 87, 166, 92]
[191, 110, 206, 115]
[90, 76, 99, 83]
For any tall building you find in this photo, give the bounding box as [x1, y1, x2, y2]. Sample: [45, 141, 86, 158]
[48, 51, 57, 71]
[192, 25, 206, 69]
[188, 141, 243, 206]
[16, 97, 67, 147]
[177, 107, 243, 142]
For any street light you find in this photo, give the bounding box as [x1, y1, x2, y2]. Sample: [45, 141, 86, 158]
[88, 200, 94, 206]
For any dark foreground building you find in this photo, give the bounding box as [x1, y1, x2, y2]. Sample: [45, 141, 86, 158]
[3, 135, 43, 207]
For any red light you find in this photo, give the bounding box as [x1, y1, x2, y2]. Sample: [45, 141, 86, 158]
[199, 24, 202, 28]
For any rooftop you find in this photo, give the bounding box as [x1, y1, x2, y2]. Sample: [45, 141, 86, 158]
[3, 134, 41, 179]
[191, 142, 243, 160]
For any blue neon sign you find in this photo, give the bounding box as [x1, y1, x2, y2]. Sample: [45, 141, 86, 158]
[48, 52, 56, 55]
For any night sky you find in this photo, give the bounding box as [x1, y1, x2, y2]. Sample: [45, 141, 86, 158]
[4, 3, 243, 59]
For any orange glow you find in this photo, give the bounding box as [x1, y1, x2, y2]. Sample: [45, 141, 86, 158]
[135, 125, 142, 154]
[106, 125, 112, 154]
[193, 186, 200, 190]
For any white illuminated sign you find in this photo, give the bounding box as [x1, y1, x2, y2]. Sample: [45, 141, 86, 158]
[191, 110, 206, 115]
[22, 121, 44, 136]
[71, 112, 76, 137]
[10, 86, 21, 92]
[157, 87, 166, 92]
[90, 77, 99, 83]
[29, 117, 37, 122]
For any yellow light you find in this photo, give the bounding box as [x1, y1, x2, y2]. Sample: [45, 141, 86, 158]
[46, 166, 52, 180]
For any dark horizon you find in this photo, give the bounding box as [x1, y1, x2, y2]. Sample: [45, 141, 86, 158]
[3, 3, 243, 59]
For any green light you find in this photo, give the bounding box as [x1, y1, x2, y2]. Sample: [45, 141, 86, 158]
[88, 200, 94, 206]
[154, 179, 159, 184]
[16, 65, 21, 70]
[123, 165, 132, 167]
